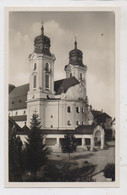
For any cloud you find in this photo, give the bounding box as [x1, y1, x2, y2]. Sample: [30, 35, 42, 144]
[9, 15, 115, 117]
[87, 73, 114, 117]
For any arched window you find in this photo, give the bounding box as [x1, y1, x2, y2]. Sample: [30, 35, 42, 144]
[80, 73, 82, 81]
[45, 74, 49, 89]
[76, 107, 80, 113]
[67, 121, 71, 125]
[45, 63, 50, 72]
[67, 106, 71, 113]
[82, 107, 84, 113]
[70, 73, 72, 78]
[33, 75, 37, 88]
[34, 63, 37, 70]
[76, 121, 79, 125]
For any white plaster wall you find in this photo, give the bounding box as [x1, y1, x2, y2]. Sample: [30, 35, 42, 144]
[65, 83, 86, 101]
[27, 98, 89, 129]
[29, 53, 55, 93]
[44, 101, 58, 129]
[65, 64, 87, 83]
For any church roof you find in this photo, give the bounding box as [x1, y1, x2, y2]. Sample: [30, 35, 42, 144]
[54, 77, 79, 95]
[9, 84, 29, 110]
[9, 77, 79, 110]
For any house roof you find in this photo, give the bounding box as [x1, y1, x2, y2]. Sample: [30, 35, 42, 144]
[9, 117, 22, 131]
[54, 77, 79, 95]
[91, 110, 102, 117]
[14, 123, 97, 136]
[9, 77, 79, 110]
[91, 110, 111, 123]
[9, 84, 29, 110]
[10, 115, 27, 121]
[9, 84, 15, 94]
[37, 125, 97, 135]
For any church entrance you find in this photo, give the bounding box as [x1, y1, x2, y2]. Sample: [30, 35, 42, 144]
[94, 130, 101, 147]
[92, 125, 105, 150]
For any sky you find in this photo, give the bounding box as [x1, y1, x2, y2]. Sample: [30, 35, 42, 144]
[9, 11, 115, 117]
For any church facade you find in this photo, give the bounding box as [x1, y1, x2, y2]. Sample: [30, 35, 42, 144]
[9, 23, 105, 152]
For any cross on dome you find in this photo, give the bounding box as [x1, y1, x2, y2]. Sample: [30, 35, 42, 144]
[41, 18, 44, 35]
[74, 35, 77, 49]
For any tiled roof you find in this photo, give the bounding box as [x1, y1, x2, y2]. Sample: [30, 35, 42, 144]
[91, 110, 102, 117]
[9, 77, 79, 110]
[9, 84, 29, 110]
[54, 77, 79, 95]
[10, 115, 27, 121]
[91, 110, 111, 123]
[9, 117, 22, 131]
[40, 125, 96, 135]
[75, 125, 97, 134]
[9, 84, 15, 94]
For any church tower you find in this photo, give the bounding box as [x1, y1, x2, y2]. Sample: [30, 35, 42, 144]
[65, 39, 87, 84]
[27, 23, 56, 127]
[64, 38, 88, 101]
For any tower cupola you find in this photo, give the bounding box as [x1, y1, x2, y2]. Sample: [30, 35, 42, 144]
[69, 39, 84, 67]
[34, 23, 51, 56]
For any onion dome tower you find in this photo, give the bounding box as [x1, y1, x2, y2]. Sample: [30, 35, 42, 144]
[27, 22, 56, 127]
[34, 23, 51, 56]
[65, 38, 87, 83]
[69, 39, 84, 67]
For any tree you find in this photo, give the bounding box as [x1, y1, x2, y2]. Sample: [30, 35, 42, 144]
[9, 125, 23, 181]
[61, 134, 77, 160]
[23, 113, 49, 179]
[103, 163, 115, 181]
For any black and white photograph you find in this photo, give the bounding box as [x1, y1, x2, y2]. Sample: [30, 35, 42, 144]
[6, 7, 119, 187]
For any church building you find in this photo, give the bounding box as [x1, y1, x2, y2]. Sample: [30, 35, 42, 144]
[9, 23, 105, 152]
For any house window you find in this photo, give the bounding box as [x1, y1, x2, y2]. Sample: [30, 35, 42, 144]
[82, 121, 84, 125]
[15, 111, 18, 115]
[23, 110, 26, 115]
[33, 75, 37, 88]
[51, 115, 53, 118]
[76, 107, 80, 113]
[67, 121, 71, 125]
[12, 101, 14, 104]
[82, 107, 84, 113]
[45, 74, 49, 89]
[34, 63, 37, 70]
[80, 73, 82, 81]
[67, 106, 71, 113]
[19, 100, 22, 103]
[51, 125, 53, 128]
[70, 73, 72, 78]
